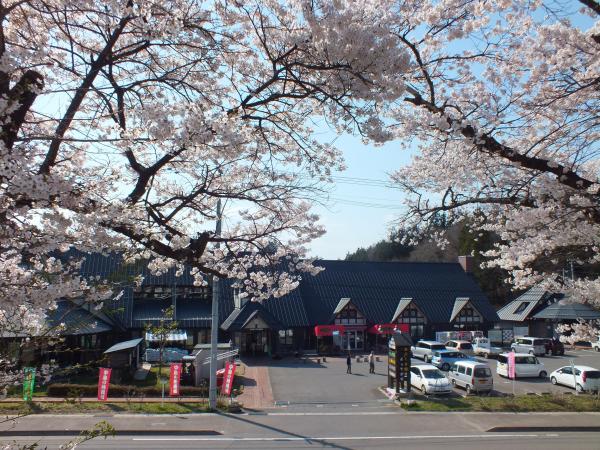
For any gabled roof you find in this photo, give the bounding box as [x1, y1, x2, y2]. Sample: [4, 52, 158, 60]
[297, 260, 498, 325]
[497, 285, 548, 321]
[46, 301, 113, 335]
[333, 298, 352, 315]
[450, 297, 471, 322]
[532, 300, 600, 320]
[103, 338, 143, 354]
[221, 301, 283, 331]
[59, 253, 498, 331]
[391, 298, 414, 323]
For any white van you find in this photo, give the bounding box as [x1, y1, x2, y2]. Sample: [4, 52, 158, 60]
[449, 360, 493, 395]
[497, 353, 547, 379]
[510, 337, 546, 356]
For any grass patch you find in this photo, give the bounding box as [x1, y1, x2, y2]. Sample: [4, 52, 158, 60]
[0, 401, 221, 415]
[401, 393, 600, 412]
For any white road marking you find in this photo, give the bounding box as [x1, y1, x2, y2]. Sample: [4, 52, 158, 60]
[133, 433, 544, 442]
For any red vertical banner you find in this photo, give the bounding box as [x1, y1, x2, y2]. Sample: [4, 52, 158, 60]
[169, 363, 182, 396]
[220, 362, 236, 395]
[508, 351, 516, 379]
[97, 368, 112, 401]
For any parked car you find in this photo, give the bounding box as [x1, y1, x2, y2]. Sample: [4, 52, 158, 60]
[540, 338, 565, 356]
[445, 340, 474, 356]
[550, 365, 600, 393]
[511, 337, 546, 356]
[411, 341, 447, 363]
[592, 340, 600, 352]
[497, 352, 547, 378]
[449, 360, 493, 395]
[431, 350, 474, 371]
[409, 364, 452, 395]
[472, 337, 503, 359]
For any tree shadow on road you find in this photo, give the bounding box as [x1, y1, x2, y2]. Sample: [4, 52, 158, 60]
[221, 411, 355, 450]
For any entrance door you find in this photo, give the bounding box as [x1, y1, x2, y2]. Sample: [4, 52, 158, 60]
[244, 330, 267, 356]
[342, 331, 364, 351]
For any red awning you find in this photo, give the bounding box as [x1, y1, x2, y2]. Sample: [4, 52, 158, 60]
[367, 323, 409, 335]
[314, 325, 345, 337]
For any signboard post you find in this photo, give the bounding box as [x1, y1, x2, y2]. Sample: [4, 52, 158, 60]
[22, 367, 35, 402]
[97, 368, 111, 401]
[570, 359, 578, 396]
[388, 332, 412, 395]
[169, 363, 182, 397]
[221, 361, 236, 396]
[508, 351, 516, 396]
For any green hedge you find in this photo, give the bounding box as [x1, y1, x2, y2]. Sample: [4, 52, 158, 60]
[47, 383, 208, 398]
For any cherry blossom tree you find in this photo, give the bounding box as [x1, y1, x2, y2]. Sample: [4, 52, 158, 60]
[0, 0, 409, 328]
[373, 0, 600, 341]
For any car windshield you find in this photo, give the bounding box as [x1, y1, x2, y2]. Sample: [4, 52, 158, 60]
[431, 344, 446, 350]
[584, 371, 600, 379]
[422, 369, 446, 379]
[474, 368, 492, 377]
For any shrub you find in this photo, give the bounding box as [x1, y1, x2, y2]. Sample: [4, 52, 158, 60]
[47, 383, 208, 398]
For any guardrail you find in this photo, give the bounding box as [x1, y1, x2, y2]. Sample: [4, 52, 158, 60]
[199, 349, 239, 365]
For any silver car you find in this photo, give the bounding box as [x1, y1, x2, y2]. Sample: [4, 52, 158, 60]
[449, 360, 493, 395]
[511, 336, 546, 356]
[411, 340, 447, 363]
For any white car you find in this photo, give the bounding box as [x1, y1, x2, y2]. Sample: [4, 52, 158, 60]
[497, 353, 547, 378]
[409, 364, 452, 395]
[592, 340, 600, 352]
[550, 365, 600, 393]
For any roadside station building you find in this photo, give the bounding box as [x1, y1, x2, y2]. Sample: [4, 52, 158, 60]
[35, 252, 498, 358]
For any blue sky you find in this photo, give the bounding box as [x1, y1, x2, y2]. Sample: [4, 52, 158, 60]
[307, 134, 412, 260]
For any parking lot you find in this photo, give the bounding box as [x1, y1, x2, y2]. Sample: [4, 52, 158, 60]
[412, 347, 600, 397]
[263, 347, 600, 408]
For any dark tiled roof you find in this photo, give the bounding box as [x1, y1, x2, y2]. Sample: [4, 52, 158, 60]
[532, 300, 600, 320]
[221, 302, 283, 331]
[47, 301, 113, 335]
[58, 253, 497, 331]
[296, 260, 498, 325]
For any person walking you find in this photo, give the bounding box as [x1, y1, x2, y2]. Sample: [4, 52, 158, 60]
[346, 353, 352, 374]
[368, 350, 375, 374]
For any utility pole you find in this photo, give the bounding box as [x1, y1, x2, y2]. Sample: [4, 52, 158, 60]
[209, 199, 222, 410]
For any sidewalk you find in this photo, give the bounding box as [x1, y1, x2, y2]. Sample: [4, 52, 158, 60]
[235, 358, 274, 410]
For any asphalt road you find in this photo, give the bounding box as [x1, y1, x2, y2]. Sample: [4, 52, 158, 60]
[2, 412, 600, 449]
[267, 349, 600, 407]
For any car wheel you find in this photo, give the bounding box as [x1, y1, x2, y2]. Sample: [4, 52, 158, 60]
[423, 356, 429, 363]
[466, 385, 472, 396]
[451, 379, 457, 387]
[484, 353, 490, 359]
[576, 384, 583, 393]
[595, 346, 599, 352]
[539, 371, 547, 379]
[529, 350, 535, 355]
[421, 384, 428, 394]
[441, 363, 450, 371]
[550, 376, 558, 385]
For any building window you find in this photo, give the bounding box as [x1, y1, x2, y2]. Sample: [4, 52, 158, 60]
[279, 329, 294, 346]
[134, 285, 211, 300]
[514, 302, 530, 314]
[396, 304, 427, 325]
[335, 304, 365, 325]
[456, 305, 482, 323]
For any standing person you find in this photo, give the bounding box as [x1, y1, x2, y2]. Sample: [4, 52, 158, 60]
[368, 350, 375, 374]
[346, 353, 352, 374]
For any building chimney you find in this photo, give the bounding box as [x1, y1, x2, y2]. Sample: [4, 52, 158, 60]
[458, 255, 474, 273]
